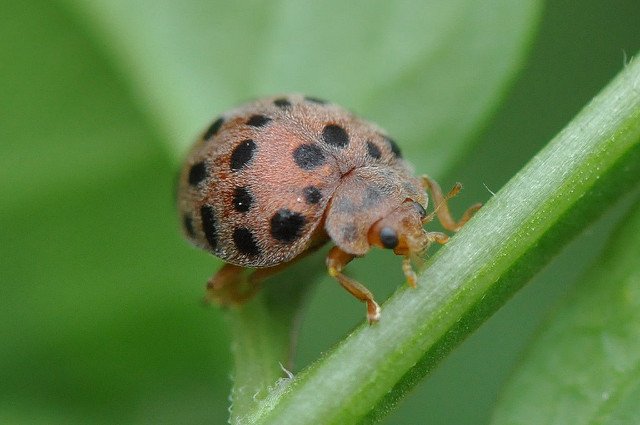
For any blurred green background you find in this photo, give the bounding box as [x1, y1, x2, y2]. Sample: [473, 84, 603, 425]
[1, 1, 638, 424]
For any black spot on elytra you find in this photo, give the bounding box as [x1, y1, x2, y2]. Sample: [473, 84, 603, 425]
[200, 205, 218, 250]
[273, 98, 291, 108]
[322, 124, 349, 148]
[292, 144, 326, 170]
[303, 186, 322, 205]
[304, 96, 327, 104]
[233, 227, 260, 256]
[366, 140, 382, 160]
[230, 139, 257, 171]
[246, 114, 272, 127]
[188, 161, 207, 186]
[270, 209, 306, 243]
[385, 136, 402, 158]
[233, 186, 253, 212]
[204, 117, 224, 140]
[183, 214, 195, 238]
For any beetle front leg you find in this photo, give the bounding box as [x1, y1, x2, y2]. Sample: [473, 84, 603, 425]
[401, 230, 450, 288]
[326, 246, 380, 324]
[422, 175, 482, 231]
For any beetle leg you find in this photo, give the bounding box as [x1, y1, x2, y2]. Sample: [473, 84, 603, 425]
[205, 239, 328, 306]
[326, 246, 380, 324]
[424, 231, 450, 245]
[205, 262, 292, 306]
[402, 257, 418, 288]
[205, 263, 253, 305]
[421, 175, 482, 231]
[402, 230, 450, 287]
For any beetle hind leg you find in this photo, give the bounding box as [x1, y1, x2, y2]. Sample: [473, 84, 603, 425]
[205, 263, 266, 306]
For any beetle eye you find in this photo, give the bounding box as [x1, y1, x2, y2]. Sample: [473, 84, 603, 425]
[379, 226, 399, 249]
[412, 202, 427, 219]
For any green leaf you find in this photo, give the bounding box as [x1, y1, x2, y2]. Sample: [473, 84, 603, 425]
[242, 56, 640, 424]
[61, 0, 540, 174]
[0, 2, 231, 423]
[490, 199, 640, 424]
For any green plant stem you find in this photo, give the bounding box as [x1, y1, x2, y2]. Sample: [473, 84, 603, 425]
[232, 57, 640, 424]
[228, 257, 324, 424]
[228, 299, 289, 421]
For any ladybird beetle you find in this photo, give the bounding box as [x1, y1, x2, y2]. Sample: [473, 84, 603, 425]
[177, 94, 481, 323]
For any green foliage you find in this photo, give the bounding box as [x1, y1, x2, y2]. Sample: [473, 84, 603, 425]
[61, 0, 538, 173]
[491, 200, 640, 424]
[2, 0, 640, 424]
